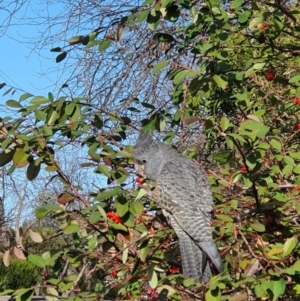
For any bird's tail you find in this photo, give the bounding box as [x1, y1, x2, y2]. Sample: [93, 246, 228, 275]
[198, 239, 223, 273]
[178, 235, 212, 282]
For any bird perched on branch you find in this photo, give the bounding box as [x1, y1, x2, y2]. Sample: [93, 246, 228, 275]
[133, 130, 223, 282]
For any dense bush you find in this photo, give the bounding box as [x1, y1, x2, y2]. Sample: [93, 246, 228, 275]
[1, 0, 300, 300]
[0, 260, 39, 291]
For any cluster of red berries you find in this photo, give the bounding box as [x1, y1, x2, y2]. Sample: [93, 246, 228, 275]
[260, 23, 267, 30]
[107, 211, 122, 223]
[265, 73, 275, 81]
[291, 96, 300, 105]
[253, 23, 267, 30]
[169, 267, 179, 274]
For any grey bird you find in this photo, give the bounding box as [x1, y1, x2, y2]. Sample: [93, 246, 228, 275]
[133, 130, 223, 282]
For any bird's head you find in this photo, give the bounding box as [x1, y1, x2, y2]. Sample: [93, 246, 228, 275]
[133, 130, 166, 180]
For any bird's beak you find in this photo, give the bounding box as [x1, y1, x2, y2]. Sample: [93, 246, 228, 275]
[134, 163, 145, 177]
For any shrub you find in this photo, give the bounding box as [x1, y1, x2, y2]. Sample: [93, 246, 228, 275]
[0, 260, 40, 291]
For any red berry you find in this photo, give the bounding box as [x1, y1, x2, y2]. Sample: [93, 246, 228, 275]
[297, 123, 300, 130]
[240, 166, 247, 173]
[292, 96, 300, 105]
[265, 73, 275, 81]
[135, 177, 144, 184]
[169, 267, 179, 274]
[111, 269, 117, 277]
[107, 211, 114, 218]
[112, 214, 122, 223]
[260, 23, 267, 30]
[294, 186, 300, 191]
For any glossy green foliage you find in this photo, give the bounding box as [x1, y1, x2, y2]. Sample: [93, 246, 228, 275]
[2, 0, 300, 300]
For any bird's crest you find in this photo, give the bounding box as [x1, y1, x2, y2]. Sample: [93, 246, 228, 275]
[134, 129, 154, 149]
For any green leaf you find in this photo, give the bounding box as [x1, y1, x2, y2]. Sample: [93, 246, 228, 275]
[147, 9, 161, 30]
[26, 160, 41, 181]
[14, 288, 34, 301]
[115, 197, 129, 217]
[99, 40, 111, 52]
[148, 266, 158, 289]
[56, 52, 67, 63]
[213, 151, 231, 165]
[293, 165, 300, 174]
[230, 0, 242, 9]
[183, 278, 195, 288]
[50, 47, 62, 52]
[137, 9, 149, 22]
[153, 32, 174, 42]
[65, 102, 76, 116]
[152, 60, 168, 74]
[0, 150, 15, 167]
[68, 35, 85, 45]
[96, 164, 111, 177]
[28, 254, 46, 268]
[89, 211, 102, 224]
[283, 236, 297, 256]
[140, 240, 149, 262]
[289, 74, 300, 84]
[252, 62, 266, 70]
[173, 70, 197, 85]
[270, 139, 281, 152]
[205, 287, 221, 301]
[216, 214, 233, 222]
[36, 207, 48, 219]
[268, 278, 285, 301]
[250, 223, 265, 232]
[45, 287, 59, 301]
[282, 164, 293, 176]
[6, 99, 22, 108]
[165, 5, 180, 22]
[129, 201, 144, 216]
[135, 188, 148, 200]
[35, 110, 47, 121]
[97, 205, 107, 222]
[213, 75, 228, 89]
[30, 96, 49, 105]
[220, 117, 230, 131]
[63, 223, 79, 234]
[240, 120, 270, 139]
[111, 222, 127, 231]
[13, 148, 30, 168]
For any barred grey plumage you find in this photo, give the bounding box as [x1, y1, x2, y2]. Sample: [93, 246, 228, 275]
[133, 130, 222, 282]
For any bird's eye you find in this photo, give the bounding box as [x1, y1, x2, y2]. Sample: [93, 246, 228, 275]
[142, 159, 147, 163]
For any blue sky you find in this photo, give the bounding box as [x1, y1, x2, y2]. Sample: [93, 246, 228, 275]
[0, 1, 66, 103]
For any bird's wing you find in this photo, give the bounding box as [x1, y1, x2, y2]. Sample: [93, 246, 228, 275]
[157, 161, 223, 273]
